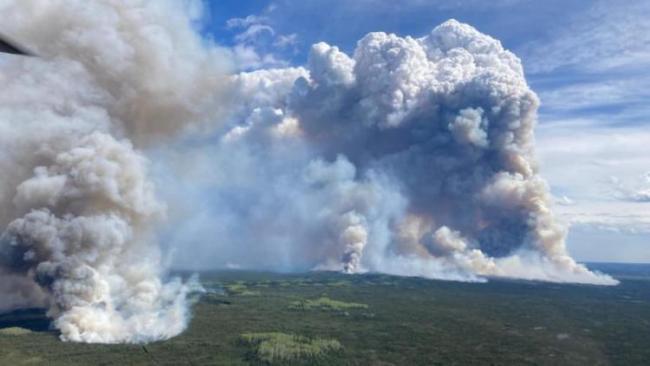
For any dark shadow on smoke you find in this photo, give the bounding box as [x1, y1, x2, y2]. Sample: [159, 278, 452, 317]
[478, 218, 529, 258]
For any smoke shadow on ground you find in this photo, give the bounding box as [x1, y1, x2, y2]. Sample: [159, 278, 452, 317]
[0, 308, 51, 333]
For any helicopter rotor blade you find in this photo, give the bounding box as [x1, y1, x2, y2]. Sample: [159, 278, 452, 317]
[0, 34, 34, 56]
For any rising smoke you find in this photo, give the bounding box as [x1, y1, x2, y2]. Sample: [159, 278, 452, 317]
[165, 20, 617, 286]
[0, 0, 229, 343]
[0, 0, 616, 346]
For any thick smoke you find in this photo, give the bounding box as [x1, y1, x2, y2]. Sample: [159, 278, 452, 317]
[0, 0, 228, 343]
[0, 2, 617, 345]
[166, 20, 616, 285]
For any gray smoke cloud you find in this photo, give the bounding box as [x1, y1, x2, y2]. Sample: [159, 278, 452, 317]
[0, 2, 618, 345]
[0, 0, 229, 343]
[165, 20, 616, 285]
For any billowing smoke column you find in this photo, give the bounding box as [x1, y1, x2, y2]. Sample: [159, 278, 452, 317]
[0, 2, 617, 344]
[0, 0, 228, 343]
[167, 20, 616, 285]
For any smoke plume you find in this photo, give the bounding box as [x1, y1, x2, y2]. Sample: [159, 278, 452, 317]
[0, 0, 229, 343]
[165, 20, 616, 285]
[0, 1, 617, 345]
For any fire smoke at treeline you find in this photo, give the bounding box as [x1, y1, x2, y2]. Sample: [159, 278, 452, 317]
[0, 0, 615, 344]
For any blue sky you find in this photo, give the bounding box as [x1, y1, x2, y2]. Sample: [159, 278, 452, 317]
[199, 0, 650, 263]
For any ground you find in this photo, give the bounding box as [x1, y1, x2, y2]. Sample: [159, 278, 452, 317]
[0, 264, 648, 365]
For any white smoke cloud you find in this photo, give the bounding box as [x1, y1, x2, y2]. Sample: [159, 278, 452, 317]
[165, 20, 616, 286]
[0, 0, 229, 343]
[0, 2, 619, 345]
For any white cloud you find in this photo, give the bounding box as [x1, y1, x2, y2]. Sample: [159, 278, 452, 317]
[234, 24, 275, 43]
[274, 33, 298, 48]
[230, 44, 287, 71]
[225, 13, 298, 71]
[226, 15, 268, 29]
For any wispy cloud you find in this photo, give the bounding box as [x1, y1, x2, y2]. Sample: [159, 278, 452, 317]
[522, 1, 650, 251]
[536, 118, 650, 235]
[537, 78, 650, 116]
[522, 1, 650, 74]
[225, 11, 298, 70]
[520, 0, 650, 127]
